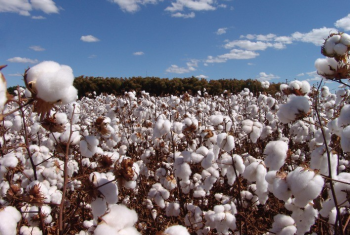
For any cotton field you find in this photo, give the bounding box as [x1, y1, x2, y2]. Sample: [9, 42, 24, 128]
[0, 33, 350, 235]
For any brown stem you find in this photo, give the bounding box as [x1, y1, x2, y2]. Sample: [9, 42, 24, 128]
[315, 79, 344, 234]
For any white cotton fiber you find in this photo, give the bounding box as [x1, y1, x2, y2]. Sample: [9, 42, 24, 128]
[164, 225, 190, 235]
[270, 214, 296, 235]
[264, 141, 288, 170]
[277, 96, 310, 123]
[26, 61, 78, 104]
[286, 167, 324, 207]
[338, 104, 350, 127]
[334, 43, 347, 55]
[0, 206, 22, 235]
[340, 33, 350, 45]
[101, 204, 138, 231]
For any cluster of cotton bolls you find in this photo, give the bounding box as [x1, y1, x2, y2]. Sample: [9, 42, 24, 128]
[2, 60, 350, 234]
[315, 32, 350, 80]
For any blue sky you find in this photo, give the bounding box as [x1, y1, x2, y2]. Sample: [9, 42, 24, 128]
[1, 0, 350, 91]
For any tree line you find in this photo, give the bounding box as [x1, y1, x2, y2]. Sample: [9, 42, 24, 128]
[72, 76, 281, 97]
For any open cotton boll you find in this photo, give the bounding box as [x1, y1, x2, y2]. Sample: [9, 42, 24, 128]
[338, 105, 350, 127]
[341, 125, 350, 152]
[315, 57, 338, 76]
[334, 43, 348, 55]
[148, 183, 170, 208]
[310, 146, 338, 177]
[166, 202, 181, 217]
[0, 206, 21, 235]
[264, 141, 288, 170]
[153, 118, 171, 139]
[270, 214, 296, 235]
[292, 203, 318, 235]
[217, 133, 235, 152]
[286, 167, 324, 207]
[80, 136, 99, 158]
[163, 225, 190, 235]
[89, 172, 118, 204]
[91, 198, 108, 219]
[340, 33, 350, 45]
[26, 61, 78, 104]
[277, 96, 310, 123]
[97, 204, 138, 232]
[20, 226, 43, 235]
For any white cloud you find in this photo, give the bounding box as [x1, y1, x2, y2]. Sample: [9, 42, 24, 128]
[80, 35, 100, 42]
[335, 14, 350, 31]
[109, 0, 160, 13]
[165, 0, 216, 12]
[224, 40, 273, 50]
[218, 4, 227, 8]
[171, 12, 195, 18]
[166, 65, 191, 74]
[0, 0, 59, 16]
[206, 49, 259, 63]
[216, 27, 227, 35]
[88, 55, 97, 59]
[7, 57, 38, 64]
[297, 73, 305, 77]
[133, 51, 144, 55]
[166, 59, 199, 74]
[196, 74, 208, 79]
[292, 27, 337, 46]
[240, 33, 276, 41]
[31, 15, 45, 19]
[29, 45, 45, 51]
[256, 72, 280, 81]
[0, 0, 32, 16]
[31, 0, 59, 14]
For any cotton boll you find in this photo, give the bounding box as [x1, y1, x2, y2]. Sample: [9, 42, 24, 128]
[27, 61, 77, 104]
[217, 133, 235, 152]
[163, 225, 190, 235]
[89, 172, 118, 204]
[315, 58, 337, 76]
[20, 226, 43, 235]
[165, 202, 181, 217]
[340, 33, 350, 45]
[286, 167, 324, 207]
[310, 146, 338, 177]
[264, 141, 288, 170]
[0, 206, 22, 235]
[277, 96, 310, 123]
[270, 214, 296, 235]
[99, 204, 138, 232]
[93, 223, 118, 235]
[341, 125, 350, 152]
[334, 43, 348, 55]
[291, 203, 318, 235]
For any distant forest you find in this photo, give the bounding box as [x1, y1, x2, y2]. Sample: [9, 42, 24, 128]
[7, 76, 282, 97]
[72, 76, 281, 97]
